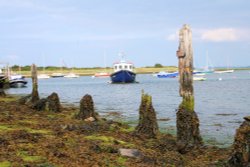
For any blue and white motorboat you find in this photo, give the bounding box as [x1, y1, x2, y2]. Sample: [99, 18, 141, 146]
[110, 59, 136, 83]
[156, 71, 179, 78]
[9, 74, 28, 88]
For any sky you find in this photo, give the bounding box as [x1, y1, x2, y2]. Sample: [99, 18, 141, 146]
[0, 0, 250, 68]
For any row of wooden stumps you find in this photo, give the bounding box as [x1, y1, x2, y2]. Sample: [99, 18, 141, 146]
[11, 25, 250, 166]
[23, 61, 250, 167]
[18, 64, 158, 137]
[19, 64, 61, 113]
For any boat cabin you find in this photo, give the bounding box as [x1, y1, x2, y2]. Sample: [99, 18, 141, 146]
[113, 60, 134, 72]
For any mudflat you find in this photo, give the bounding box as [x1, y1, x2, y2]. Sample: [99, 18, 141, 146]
[0, 96, 230, 167]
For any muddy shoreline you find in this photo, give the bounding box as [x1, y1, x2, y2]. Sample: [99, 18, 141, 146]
[0, 95, 233, 166]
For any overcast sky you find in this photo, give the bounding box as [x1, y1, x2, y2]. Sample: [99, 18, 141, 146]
[0, 0, 250, 68]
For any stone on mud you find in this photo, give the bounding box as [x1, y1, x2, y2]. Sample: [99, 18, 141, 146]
[119, 148, 142, 158]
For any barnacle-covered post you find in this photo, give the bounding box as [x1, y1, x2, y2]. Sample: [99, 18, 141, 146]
[135, 92, 158, 138]
[176, 24, 202, 153]
[76, 94, 98, 121]
[31, 64, 39, 103]
[228, 116, 250, 166]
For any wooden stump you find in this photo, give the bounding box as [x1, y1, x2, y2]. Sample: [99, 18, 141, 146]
[47, 92, 61, 112]
[32, 92, 61, 112]
[135, 93, 158, 138]
[228, 116, 250, 167]
[76, 94, 97, 121]
[0, 90, 5, 97]
[0, 77, 6, 97]
[176, 24, 203, 153]
[176, 97, 203, 153]
[31, 64, 39, 103]
[32, 98, 48, 111]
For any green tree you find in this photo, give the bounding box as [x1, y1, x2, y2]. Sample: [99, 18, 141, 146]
[154, 63, 163, 68]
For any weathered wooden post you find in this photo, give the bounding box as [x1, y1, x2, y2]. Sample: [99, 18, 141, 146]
[135, 92, 158, 138]
[31, 64, 39, 103]
[228, 116, 250, 166]
[176, 24, 202, 153]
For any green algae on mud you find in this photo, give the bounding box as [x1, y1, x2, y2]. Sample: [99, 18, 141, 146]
[0, 161, 11, 167]
[0, 96, 233, 166]
[17, 151, 45, 163]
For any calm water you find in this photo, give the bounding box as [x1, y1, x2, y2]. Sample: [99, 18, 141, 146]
[6, 70, 250, 146]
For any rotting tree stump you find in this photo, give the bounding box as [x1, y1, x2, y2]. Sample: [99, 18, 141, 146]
[228, 116, 250, 167]
[135, 92, 158, 138]
[76, 94, 97, 121]
[176, 24, 202, 153]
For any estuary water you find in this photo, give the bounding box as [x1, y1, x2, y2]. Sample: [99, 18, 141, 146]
[7, 70, 250, 146]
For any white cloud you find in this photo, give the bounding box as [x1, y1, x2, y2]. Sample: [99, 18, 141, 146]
[166, 31, 178, 41]
[201, 28, 239, 42]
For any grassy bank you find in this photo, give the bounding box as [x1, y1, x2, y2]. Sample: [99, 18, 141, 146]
[8, 66, 250, 78]
[9, 66, 178, 77]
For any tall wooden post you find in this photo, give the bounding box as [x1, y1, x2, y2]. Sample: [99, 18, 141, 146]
[176, 24, 202, 153]
[31, 64, 39, 103]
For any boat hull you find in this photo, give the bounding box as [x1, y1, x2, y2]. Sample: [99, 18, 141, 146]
[214, 70, 234, 74]
[110, 70, 136, 83]
[157, 72, 178, 78]
[51, 73, 65, 78]
[9, 79, 27, 88]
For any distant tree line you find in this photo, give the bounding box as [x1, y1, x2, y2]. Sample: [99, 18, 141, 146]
[10, 65, 112, 71]
[10, 64, 178, 71]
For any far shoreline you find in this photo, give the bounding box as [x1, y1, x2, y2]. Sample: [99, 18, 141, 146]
[7, 66, 250, 78]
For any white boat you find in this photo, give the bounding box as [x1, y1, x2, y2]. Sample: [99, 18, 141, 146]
[51, 73, 65, 78]
[193, 76, 206, 81]
[214, 70, 234, 74]
[64, 73, 79, 78]
[9, 74, 28, 88]
[38, 74, 50, 79]
[194, 73, 206, 76]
